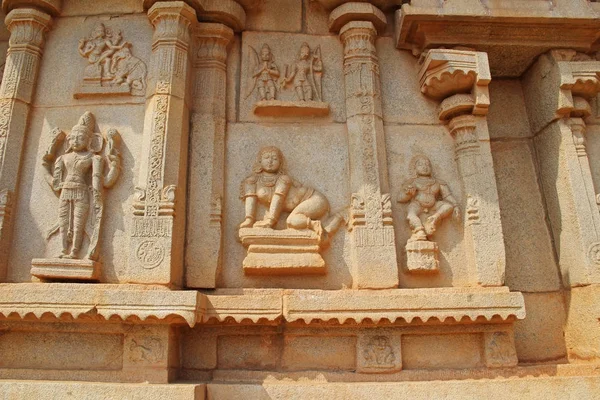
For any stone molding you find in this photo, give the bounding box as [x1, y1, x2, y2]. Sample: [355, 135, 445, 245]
[2, 0, 61, 16]
[0, 285, 525, 327]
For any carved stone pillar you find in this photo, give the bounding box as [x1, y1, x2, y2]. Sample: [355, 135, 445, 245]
[330, 4, 398, 289]
[419, 49, 505, 286]
[129, 1, 196, 286]
[0, 8, 52, 281]
[186, 23, 233, 288]
[522, 50, 600, 287]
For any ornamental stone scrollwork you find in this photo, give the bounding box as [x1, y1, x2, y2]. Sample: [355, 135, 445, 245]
[238, 146, 345, 275]
[397, 155, 459, 274]
[246, 43, 329, 117]
[75, 23, 148, 98]
[31, 112, 122, 281]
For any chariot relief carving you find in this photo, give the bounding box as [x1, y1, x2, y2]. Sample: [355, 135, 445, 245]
[31, 112, 122, 281]
[238, 146, 345, 275]
[245, 42, 329, 117]
[75, 23, 147, 98]
[398, 155, 459, 273]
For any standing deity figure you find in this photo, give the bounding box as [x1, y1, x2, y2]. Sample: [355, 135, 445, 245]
[282, 42, 323, 102]
[78, 23, 127, 80]
[239, 146, 344, 236]
[397, 155, 459, 242]
[247, 44, 280, 101]
[42, 112, 121, 260]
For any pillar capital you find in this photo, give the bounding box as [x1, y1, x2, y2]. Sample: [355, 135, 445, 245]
[2, 0, 61, 16]
[148, 1, 197, 51]
[419, 49, 491, 118]
[329, 2, 386, 34]
[5, 8, 52, 53]
[192, 22, 234, 70]
[144, 0, 246, 32]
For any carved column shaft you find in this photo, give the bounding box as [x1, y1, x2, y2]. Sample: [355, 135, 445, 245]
[420, 49, 505, 287]
[339, 20, 398, 289]
[447, 112, 504, 286]
[129, 1, 196, 285]
[523, 52, 600, 286]
[0, 8, 52, 281]
[186, 23, 233, 288]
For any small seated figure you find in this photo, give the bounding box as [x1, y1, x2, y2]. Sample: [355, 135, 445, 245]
[249, 44, 280, 101]
[240, 146, 342, 235]
[397, 155, 459, 242]
[363, 336, 395, 368]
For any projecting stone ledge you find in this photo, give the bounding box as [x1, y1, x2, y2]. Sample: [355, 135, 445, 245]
[0, 283, 200, 326]
[252, 100, 330, 117]
[200, 286, 525, 325]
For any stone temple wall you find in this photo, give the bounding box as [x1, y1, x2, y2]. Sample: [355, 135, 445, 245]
[0, 0, 598, 398]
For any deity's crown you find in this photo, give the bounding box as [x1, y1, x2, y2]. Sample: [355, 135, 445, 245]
[71, 112, 95, 137]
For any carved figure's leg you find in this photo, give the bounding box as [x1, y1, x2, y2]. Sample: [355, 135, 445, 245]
[294, 85, 304, 101]
[58, 199, 71, 258]
[406, 201, 426, 241]
[70, 201, 90, 259]
[304, 82, 313, 101]
[286, 192, 329, 234]
[257, 81, 267, 100]
[424, 200, 454, 235]
[267, 80, 276, 100]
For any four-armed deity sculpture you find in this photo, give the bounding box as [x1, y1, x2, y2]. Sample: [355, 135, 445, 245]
[31, 112, 121, 281]
[397, 155, 460, 273]
[238, 146, 344, 275]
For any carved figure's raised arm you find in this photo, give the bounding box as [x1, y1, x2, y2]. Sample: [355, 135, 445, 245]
[52, 156, 64, 193]
[397, 179, 416, 204]
[103, 129, 121, 189]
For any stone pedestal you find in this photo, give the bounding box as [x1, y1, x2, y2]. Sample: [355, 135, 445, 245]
[405, 240, 439, 274]
[253, 100, 330, 117]
[239, 228, 326, 275]
[30, 258, 101, 281]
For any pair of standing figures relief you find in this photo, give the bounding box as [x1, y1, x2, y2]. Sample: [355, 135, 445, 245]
[246, 43, 324, 102]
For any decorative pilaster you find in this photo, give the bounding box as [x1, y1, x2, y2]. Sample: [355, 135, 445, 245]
[186, 23, 233, 288]
[331, 3, 398, 289]
[0, 8, 52, 281]
[129, 1, 196, 286]
[522, 50, 600, 286]
[419, 49, 505, 286]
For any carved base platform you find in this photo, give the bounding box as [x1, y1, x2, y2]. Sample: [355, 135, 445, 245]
[31, 258, 101, 282]
[405, 240, 439, 274]
[239, 227, 326, 275]
[74, 84, 132, 99]
[253, 100, 330, 117]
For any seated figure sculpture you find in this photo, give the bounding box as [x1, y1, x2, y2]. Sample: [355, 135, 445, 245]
[240, 146, 342, 235]
[397, 155, 459, 242]
[238, 146, 344, 275]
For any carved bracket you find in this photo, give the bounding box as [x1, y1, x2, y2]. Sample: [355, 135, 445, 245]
[418, 49, 491, 117]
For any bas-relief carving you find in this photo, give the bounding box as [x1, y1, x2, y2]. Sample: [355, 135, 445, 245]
[31, 112, 121, 281]
[238, 146, 345, 275]
[398, 155, 459, 274]
[357, 334, 401, 373]
[75, 23, 147, 99]
[246, 42, 329, 117]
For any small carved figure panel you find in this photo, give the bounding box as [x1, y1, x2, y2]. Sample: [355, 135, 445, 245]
[32, 112, 121, 282]
[357, 334, 402, 373]
[245, 42, 329, 117]
[397, 155, 460, 274]
[238, 146, 345, 275]
[76, 23, 147, 98]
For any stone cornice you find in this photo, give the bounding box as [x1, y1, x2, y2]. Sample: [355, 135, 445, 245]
[2, 0, 61, 16]
[0, 285, 526, 327]
[395, 2, 600, 77]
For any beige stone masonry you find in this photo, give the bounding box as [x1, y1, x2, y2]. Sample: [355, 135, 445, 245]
[143, 0, 246, 32]
[186, 22, 233, 288]
[331, 3, 399, 289]
[128, 1, 196, 286]
[522, 50, 600, 286]
[395, 0, 600, 76]
[418, 48, 506, 287]
[0, 7, 51, 282]
[2, 0, 61, 16]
